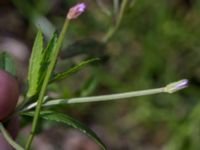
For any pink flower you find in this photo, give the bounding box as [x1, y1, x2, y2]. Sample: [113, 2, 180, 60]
[67, 3, 86, 19]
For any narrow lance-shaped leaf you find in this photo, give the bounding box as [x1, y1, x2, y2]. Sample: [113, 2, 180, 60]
[50, 58, 99, 83]
[39, 33, 58, 85]
[22, 111, 107, 150]
[27, 30, 43, 97]
[0, 52, 16, 75]
[27, 31, 58, 98]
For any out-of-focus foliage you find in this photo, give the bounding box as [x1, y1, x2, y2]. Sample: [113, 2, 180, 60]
[0, 0, 200, 149]
[0, 52, 16, 75]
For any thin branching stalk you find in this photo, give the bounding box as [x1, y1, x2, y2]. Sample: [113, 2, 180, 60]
[102, 0, 128, 43]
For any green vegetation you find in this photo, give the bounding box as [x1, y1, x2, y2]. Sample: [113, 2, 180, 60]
[0, 0, 199, 149]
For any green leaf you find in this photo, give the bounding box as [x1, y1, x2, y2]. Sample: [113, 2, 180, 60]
[27, 30, 44, 97]
[50, 58, 99, 83]
[0, 52, 16, 75]
[27, 31, 57, 98]
[39, 33, 58, 86]
[22, 111, 106, 150]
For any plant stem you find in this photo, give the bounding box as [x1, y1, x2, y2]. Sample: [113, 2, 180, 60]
[22, 79, 188, 111]
[102, 0, 128, 43]
[0, 123, 24, 150]
[23, 87, 165, 111]
[67, 87, 165, 103]
[25, 18, 70, 150]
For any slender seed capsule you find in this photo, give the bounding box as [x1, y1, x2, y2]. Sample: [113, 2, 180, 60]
[0, 70, 19, 121]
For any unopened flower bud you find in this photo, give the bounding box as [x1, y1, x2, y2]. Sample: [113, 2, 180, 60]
[67, 3, 86, 19]
[164, 79, 188, 93]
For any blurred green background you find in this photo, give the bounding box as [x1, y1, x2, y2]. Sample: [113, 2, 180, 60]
[0, 0, 199, 149]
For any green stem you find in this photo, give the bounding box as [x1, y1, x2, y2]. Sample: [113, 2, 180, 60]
[25, 18, 70, 150]
[102, 0, 128, 43]
[0, 123, 24, 150]
[23, 87, 165, 111]
[67, 87, 164, 103]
